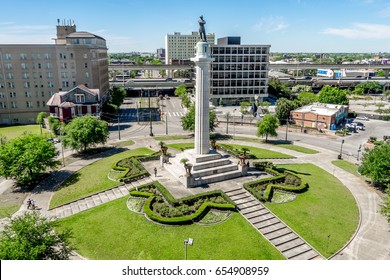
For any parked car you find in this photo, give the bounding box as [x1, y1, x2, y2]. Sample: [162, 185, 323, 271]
[352, 122, 365, 130]
[356, 115, 369, 121]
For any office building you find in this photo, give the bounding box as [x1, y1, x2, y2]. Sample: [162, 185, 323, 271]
[210, 37, 270, 106]
[165, 32, 215, 64]
[0, 21, 109, 124]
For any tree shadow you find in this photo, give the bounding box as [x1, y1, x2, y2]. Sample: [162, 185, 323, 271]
[267, 139, 294, 145]
[275, 166, 311, 176]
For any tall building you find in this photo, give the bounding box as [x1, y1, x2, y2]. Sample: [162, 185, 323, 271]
[165, 32, 215, 64]
[210, 37, 270, 105]
[0, 21, 109, 124]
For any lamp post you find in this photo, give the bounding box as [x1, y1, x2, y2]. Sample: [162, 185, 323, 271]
[339, 139, 345, 159]
[117, 115, 121, 140]
[184, 238, 194, 260]
[233, 109, 236, 137]
[226, 112, 229, 134]
[357, 144, 362, 161]
[59, 126, 65, 167]
[285, 119, 289, 141]
[149, 95, 153, 136]
[165, 113, 168, 135]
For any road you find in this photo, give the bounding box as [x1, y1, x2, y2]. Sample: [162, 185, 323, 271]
[110, 97, 389, 162]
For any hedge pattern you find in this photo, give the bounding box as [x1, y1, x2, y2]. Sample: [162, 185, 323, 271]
[111, 153, 159, 182]
[244, 165, 309, 202]
[129, 181, 236, 225]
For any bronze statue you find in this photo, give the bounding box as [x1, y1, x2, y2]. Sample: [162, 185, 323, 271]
[198, 15, 207, 42]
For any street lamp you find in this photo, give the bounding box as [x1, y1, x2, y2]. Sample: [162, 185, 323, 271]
[357, 144, 362, 161]
[233, 109, 236, 137]
[226, 112, 230, 134]
[149, 95, 153, 136]
[338, 139, 345, 159]
[184, 238, 194, 260]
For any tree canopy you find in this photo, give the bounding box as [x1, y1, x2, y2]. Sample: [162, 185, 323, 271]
[268, 77, 292, 99]
[318, 86, 349, 105]
[181, 104, 217, 132]
[0, 134, 60, 186]
[62, 116, 109, 152]
[275, 97, 300, 123]
[0, 211, 73, 260]
[297, 91, 318, 106]
[257, 114, 279, 143]
[359, 143, 390, 189]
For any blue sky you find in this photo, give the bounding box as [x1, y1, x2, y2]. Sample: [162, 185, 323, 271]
[1, 0, 390, 53]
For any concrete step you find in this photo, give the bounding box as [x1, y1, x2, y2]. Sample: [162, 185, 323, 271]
[193, 170, 242, 186]
[106, 190, 117, 200]
[192, 158, 231, 171]
[250, 214, 275, 225]
[99, 192, 110, 204]
[118, 185, 129, 196]
[191, 153, 222, 163]
[264, 227, 291, 239]
[256, 217, 281, 229]
[259, 223, 286, 235]
[234, 197, 258, 206]
[276, 239, 306, 253]
[192, 163, 238, 178]
[85, 197, 96, 208]
[245, 209, 271, 219]
[283, 244, 313, 259]
[238, 201, 264, 210]
[271, 232, 299, 246]
[224, 188, 245, 196]
[228, 192, 251, 200]
[240, 205, 265, 215]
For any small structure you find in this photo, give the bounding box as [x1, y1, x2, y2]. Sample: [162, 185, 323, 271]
[47, 84, 100, 122]
[290, 103, 348, 130]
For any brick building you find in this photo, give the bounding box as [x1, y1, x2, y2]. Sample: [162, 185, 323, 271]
[291, 103, 348, 130]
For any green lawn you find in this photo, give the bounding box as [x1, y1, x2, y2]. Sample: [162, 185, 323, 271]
[331, 160, 360, 177]
[266, 163, 359, 258]
[50, 148, 154, 208]
[220, 143, 294, 159]
[154, 135, 193, 141]
[275, 144, 319, 154]
[166, 142, 194, 151]
[0, 124, 52, 140]
[58, 196, 285, 260]
[0, 204, 21, 219]
[111, 139, 135, 148]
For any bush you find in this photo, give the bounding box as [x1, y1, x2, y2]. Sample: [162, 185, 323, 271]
[252, 161, 274, 170]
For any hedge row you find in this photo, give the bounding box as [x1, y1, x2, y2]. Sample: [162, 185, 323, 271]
[219, 144, 256, 159]
[244, 167, 309, 202]
[130, 181, 236, 225]
[111, 155, 155, 182]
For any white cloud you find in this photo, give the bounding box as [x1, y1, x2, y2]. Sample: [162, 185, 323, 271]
[321, 23, 390, 39]
[0, 23, 53, 44]
[378, 5, 390, 17]
[253, 16, 289, 33]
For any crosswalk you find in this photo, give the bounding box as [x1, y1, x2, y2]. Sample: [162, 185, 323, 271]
[119, 111, 186, 118]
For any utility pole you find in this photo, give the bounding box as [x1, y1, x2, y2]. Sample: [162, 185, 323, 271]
[285, 120, 289, 141]
[60, 126, 65, 166]
[226, 113, 229, 134]
[165, 113, 168, 135]
[149, 95, 153, 136]
[117, 115, 121, 140]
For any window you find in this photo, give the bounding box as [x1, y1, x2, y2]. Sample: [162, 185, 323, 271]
[41, 92, 45, 97]
[85, 72, 89, 78]
[62, 81, 69, 88]
[75, 94, 85, 103]
[0, 102, 6, 109]
[46, 63, 52, 69]
[70, 53, 74, 59]
[59, 53, 67, 59]
[47, 81, 54, 88]
[9, 92, 16, 98]
[38, 63, 42, 69]
[46, 72, 53, 78]
[37, 101, 40, 107]
[26, 101, 33, 108]
[20, 53, 28, 60]
[0, 83, 4, 89]
[0, 92, 4, 98]
[24, 82, 30, 88]
[84, 63, 88, 68]
[4, 53, 12, 60]
[83, 53, 88, 59]
[5, 63, 12, 70]
[7, 73, 14, 79]
[61, 72, 68, 79]
[25, 92, 32, 97]
[61, 62, 67, 69]
[8, 82, 15, 89]
[44, 53, 51, 59]
[22, 72, 29, 79]
[10, 101, 17, 108]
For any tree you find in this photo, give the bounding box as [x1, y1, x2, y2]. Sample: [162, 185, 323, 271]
[353, 84, 365, 95]
[181, 104, 217, 132]
[257, 114, 279, 143]
[384, 90, 390, 101]
[47, 116, 62, 136]
[109, 86, 126, 107]
[381, 188, 390, 223]
[318, 86, 349, 105]
[268, 77, 292, 99]
[292, 85, 312, 94]
[297, 91, 318, 106]
[275, 98, 300, 123]
[36, 112, 47, 135]
[360, 143, 390, 189]
[0, 211, 73, 260]
[62, 116, 109, 152]
[0, 134, 60, 186]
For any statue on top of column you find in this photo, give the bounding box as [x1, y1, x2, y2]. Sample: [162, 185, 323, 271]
[198, 15, 207, 42]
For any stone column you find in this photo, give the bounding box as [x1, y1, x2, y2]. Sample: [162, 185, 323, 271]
[191, 41, 214, 155]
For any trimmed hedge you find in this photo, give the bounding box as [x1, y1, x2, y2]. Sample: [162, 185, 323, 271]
[130, 181, 236, 225]
[244, 167, 309, 202]
[111, 154, 160, 182]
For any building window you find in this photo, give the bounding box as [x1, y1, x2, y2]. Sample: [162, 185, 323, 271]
[9, 92, 16, 98]
[7, 73, 14, 79]
[20, 53, 28, 60]
[70, 53, 74, 59]
[22, 72, 29, 79]
[37, 101, 40, 107]
[84, 63, 88, 68]
[0, 83, 4, 89]
[8, 82, 15, 89]
[46, 72, 53, 78]
[24, 82, 30, 88]
[59, 53, 67, 59]
[44, 53, 51, 59]
[75, 94, 85, 103]
[62, 81, 69, 88]
[0, 92, 4, 98]
[46, 63, 52, 69]
[61, 72, 68, 79]
[47, 82, 54, 88]
[38, 63, 42, 69]
[11, 101, 17, 108]
[61, 62, 67, 69]
[85, 72, 89, 78]
[41, 92, 45, 97]
[0, 102, 6, 109]
[25, 92, 32, 97]
[83, 54, 88, 59]
[5, 63, 12, 70]
[4, 53, 12, 60]
[26, 101, 33, 108]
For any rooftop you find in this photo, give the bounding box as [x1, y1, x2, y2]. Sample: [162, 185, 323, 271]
[293, 103, 347, 116]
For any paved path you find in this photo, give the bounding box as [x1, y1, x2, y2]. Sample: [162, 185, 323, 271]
[1, 135, 389, 260]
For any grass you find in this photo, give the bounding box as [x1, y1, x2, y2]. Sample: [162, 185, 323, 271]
[275, 144, 319, 154]
[331, 160, 360, 177]
[111, 139, 135, 148]
[0, 204, 21, 219]
[50, 148, 154, 208]
[58, 196, 285, 260]
[220, 143, 294, 159]
[0, 124, 52, 140]
[166, 142, 194, 151]
[154, 135, 192, 141]
[266, 163, 359, 258]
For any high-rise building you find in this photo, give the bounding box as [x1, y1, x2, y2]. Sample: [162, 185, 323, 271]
[165, 32, 215, 64]
[0, 21, 109, 124]
[210, 37, 270, 105]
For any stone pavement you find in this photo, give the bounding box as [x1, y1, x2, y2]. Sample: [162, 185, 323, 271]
[1, 135, 389, 260]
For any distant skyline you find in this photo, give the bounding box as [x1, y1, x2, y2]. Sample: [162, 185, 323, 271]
[1, 0, 390, 53]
